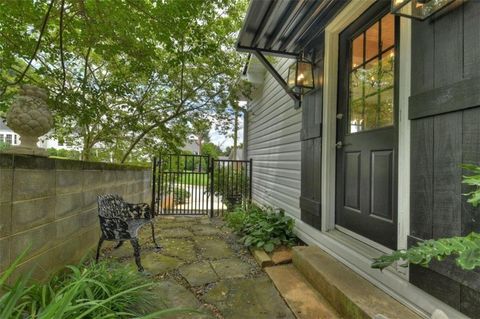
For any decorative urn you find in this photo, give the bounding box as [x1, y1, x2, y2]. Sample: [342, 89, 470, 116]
[5, 85, 53, 156]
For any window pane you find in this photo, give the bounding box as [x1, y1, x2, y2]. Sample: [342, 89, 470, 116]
[365, 22, 379, 61]
[349, 70, 364, 133]
[379, 89, 394, 127]
[364, 58, 379, 97]
[381, 14, 395, 50]
[380, 49, 395, 90]
[352, 33, 364, 68]
[5, 134, 12, 145]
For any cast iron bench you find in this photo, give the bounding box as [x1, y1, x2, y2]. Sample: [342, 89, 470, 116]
[95, 194, 160, 271]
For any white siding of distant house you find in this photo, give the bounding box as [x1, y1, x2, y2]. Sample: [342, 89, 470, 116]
[246, 58, 302, 220]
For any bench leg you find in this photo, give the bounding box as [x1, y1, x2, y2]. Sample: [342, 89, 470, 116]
[95, 235, 105, 262]
[150, 221, 161, 250]
[130, 238, 144, 272]
[114, 241, 124, 249]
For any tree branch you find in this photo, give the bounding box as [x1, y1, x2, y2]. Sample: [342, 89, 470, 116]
[0, 0, 56, 96]
[59, 0, 66, 95]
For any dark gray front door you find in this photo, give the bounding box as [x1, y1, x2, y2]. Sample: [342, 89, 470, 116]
[336, 3, 398, 249]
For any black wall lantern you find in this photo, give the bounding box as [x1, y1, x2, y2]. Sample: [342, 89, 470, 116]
[391, 0, 459, 20]
[287, 56, 314, 95]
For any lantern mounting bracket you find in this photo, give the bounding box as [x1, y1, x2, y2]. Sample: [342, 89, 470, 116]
[253, 50, 301, 109]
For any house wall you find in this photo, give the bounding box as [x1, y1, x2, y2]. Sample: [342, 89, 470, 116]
[409, 2, 480, 317]
[246, 58, 302, 219]
[0, 154, 151, 281]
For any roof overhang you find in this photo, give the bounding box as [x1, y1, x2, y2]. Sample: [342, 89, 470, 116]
[237, 0, 350, 58]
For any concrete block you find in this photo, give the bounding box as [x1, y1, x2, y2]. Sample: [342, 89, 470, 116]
[102, 170, 117, 186]
[14, 228, 98, 282]
[83, 170, 103, 189]
[0, 237, 10, 273]
[55, 170, 84, 194]
[0, 168, 13, 203]
[10, 222, 57, 259]
[13, 169, 55, 201]
[83, 188, 105, 209]
[0, 202, 12, 238]
[56, 211, 97, 241]
[55, 192, 84, 218]
[12, 197, 55, 232]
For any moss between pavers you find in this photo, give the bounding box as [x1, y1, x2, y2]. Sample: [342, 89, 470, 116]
[142, 251, 184, 275]
[191, 224, 223, 236]
[158, 238, 197, 262]
[178, 261, 218, 286]
[194, 236, 235, 259]
[159, 227, 194, 238]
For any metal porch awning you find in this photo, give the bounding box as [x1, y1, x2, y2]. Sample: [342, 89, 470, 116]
[236, 0, 349, 57]
[237, 0, 349, 107]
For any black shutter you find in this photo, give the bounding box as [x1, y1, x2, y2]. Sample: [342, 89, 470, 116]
[300, 39, 324, 229]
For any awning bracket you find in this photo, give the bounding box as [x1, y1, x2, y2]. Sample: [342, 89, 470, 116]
[252, 50, 301, 109]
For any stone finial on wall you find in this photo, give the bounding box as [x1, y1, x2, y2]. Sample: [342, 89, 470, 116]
[4, 85, 53, 156]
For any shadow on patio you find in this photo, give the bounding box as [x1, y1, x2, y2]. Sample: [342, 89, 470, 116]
[99, 216, 295, 319]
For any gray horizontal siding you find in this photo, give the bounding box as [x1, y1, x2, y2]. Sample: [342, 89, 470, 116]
[246, 58, 301, 219]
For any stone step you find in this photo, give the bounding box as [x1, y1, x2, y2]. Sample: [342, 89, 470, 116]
[265, 264, 343, 319]
[293, 246, 424, 319]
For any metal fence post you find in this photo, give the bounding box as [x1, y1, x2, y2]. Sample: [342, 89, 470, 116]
[151, 157, 157, 215]
[209, 157, 214, 218]
[249, 158, 253, 204]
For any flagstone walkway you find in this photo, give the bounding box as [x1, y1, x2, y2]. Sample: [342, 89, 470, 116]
[100, 215, 295, 319]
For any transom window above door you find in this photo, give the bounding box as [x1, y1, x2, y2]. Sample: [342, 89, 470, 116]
[348, 13, 395, 133]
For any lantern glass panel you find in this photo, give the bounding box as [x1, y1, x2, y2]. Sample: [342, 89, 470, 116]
[297, 61, 314, 90]
[287, 63, 297, 90]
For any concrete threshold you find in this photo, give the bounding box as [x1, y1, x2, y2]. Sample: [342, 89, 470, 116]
[266, 264, 343, 319]
[292, 246, 424, 319]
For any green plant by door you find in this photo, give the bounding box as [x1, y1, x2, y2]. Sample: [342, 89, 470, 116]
[372, 164, 480, 271]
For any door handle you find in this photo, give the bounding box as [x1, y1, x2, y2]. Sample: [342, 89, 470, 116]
[335, 141, 343, 149]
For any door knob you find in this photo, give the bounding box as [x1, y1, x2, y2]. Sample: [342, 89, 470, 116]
[336, 113, 344, 120]
[335, 141, 343, 149]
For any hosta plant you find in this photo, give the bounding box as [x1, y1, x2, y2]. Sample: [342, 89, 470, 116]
[372, 164, 480, 271]
[225, 205, 297, 252]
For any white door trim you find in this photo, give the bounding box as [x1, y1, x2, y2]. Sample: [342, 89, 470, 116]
[321, 0, 411, 252]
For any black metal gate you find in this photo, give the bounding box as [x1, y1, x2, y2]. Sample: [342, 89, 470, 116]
[151, 154, 252, 216]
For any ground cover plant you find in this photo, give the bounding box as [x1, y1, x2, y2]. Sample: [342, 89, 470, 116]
[225, 205, 297, 252]
[372, 164, 480, 271]
[0, 251, 201, 318]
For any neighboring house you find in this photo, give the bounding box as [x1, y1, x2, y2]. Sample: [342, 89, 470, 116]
[238, 1, 478, 318]
[0, 120, 20, 146]
[182, 134, 200, 155]
[0, 120, 77, 150]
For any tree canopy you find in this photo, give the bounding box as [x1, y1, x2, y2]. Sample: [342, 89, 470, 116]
[0, 0, 248, 162]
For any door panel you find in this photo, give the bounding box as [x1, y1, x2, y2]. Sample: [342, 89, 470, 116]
[336, 2, 398, 249]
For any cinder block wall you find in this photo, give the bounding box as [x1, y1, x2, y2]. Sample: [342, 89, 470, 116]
[0, 154, 152, 280]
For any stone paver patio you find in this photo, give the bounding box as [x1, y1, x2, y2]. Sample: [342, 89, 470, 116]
[99, 215, 295, 319]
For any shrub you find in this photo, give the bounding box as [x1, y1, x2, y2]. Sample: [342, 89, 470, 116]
[173, 188, 190, 205]
[372, 163, 480, 271]
[0, 251, 201, 318]
[225, 205, 297, 252]
[212, 166, 250, 210]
